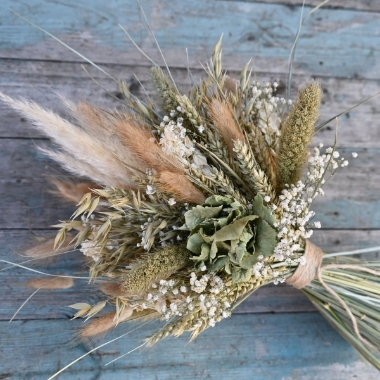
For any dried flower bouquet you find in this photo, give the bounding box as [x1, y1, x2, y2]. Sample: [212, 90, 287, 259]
[1, 9, 380, 378]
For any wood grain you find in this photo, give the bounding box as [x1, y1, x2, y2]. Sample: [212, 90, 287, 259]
[227, 0, 380, 12]
[1, 0, 379, 79]
[1, 314, 379, 379]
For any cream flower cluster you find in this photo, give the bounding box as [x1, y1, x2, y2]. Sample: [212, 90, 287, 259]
[143, 272, 232, 327]
[252, 145, 356, 284]
[247, 81, 292, 143]
[158, 112, 214, 177]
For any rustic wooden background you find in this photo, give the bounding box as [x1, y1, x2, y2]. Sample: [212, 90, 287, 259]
[1, 0, 380, 378]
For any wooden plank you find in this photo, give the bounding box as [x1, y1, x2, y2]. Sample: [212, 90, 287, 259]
[1, 60, 379, 147]
[1, 139, 379, 229]
[228, 0, 380, 12]
[1, 314, 379, 379]
[1, 1, 379, 79]
[0, 139, 75, 229]
[1, 229, 379, 321]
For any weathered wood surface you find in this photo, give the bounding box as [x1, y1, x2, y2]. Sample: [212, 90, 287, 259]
[1, 0, 380, 378]
[225, 0, 380, 12]
[1, 0, 380, 79]
[2, 315, 380, 380]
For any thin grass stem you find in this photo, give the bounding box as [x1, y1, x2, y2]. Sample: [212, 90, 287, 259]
[11, 10, 117, 82]
[9, 288, 40, 322]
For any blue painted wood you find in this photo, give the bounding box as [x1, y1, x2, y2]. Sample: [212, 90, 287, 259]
[1, 0, 379, 79]
[1, 313, 379, 379]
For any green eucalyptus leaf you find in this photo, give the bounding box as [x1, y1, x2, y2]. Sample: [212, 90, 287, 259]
[230, 239, 239, 253]
[199, 243, 210, 261]
[240, 254, 257, 269]
[212, 215, 257, 242]
[240, 231, 253, 243]
[210, 241, 218, 259]
[236, 242, 247, 263]
[199, 227, 213, 244]
[251, 194, 276, 227]
[185, 205, 223, 230]
[228, 251, 239, 264]
[232, 267, 252, 284]
[255, 219, 277, 258]
[204, 195, 232, 207]
[208, 256, 228, 272]
[187, 233, 205, 255]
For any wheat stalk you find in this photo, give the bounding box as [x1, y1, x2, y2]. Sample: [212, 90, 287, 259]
[233, 140, 276, 201]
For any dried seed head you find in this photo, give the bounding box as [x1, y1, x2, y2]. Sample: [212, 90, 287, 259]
[26, 277, 74, 289]
[277, 82, 322, 192]
[150, 67, 178, 114]
[158, 171, 205, 204]
[100, 283, 123, 297]
[122, 245, 190, 296]
[208, 98, 244, 156]
[80, 309, 133, 339]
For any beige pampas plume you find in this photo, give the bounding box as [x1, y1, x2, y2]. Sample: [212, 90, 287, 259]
[116, 117, 183, 174]
[38, 148, 121, 187]
[223, 76, 238, 96]
[51, 179, 98, 204]
[208, 98, 244, 156]
[158, 171, 206, 204]
[62, 100, 146, 176]
[26, 277, 74, 289]
[276, 82, 322, 192]
[0, 92, 136, 188]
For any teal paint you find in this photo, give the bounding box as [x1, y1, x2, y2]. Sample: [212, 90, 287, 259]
[1, 0, 379, 78]
[1, 313, 373, 379]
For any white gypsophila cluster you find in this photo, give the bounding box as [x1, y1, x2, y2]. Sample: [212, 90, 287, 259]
[158, 112, 214, 177]
[245, 81, 292, 147]
[262, 145, 356, 282]
[144, 279, 185, 318]
[251, 256, 287, 285]
[143, 272, 232, 327]
[80, 239, 101, 262]
[189, 272, 232, 327]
